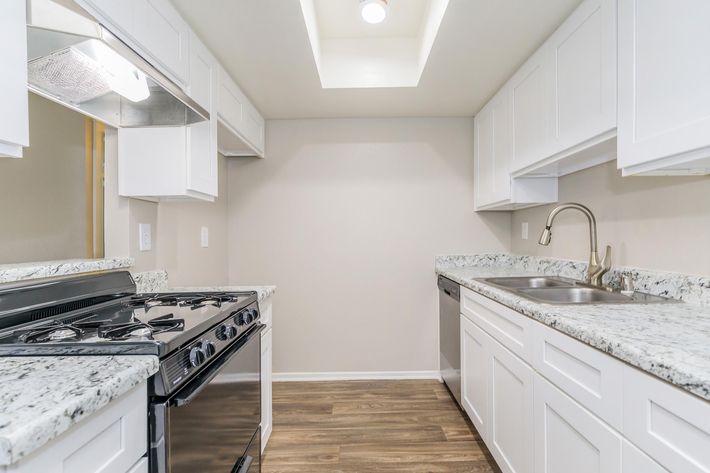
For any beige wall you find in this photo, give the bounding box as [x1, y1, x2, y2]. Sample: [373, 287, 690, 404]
[511, 161, 710, 276]
[227, 118, 511, 374]
[104, 129, 159, 273]
[0, 94, 87, 263]
[156, 155, 230, 286]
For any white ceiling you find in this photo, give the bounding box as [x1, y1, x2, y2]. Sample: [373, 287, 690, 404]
[171, 0, 583, 119]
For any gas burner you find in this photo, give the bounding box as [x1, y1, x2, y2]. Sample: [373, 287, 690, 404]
[21, 324, 84, 344]
[97, 314, 185, 341]
[126, 295, 179, 311]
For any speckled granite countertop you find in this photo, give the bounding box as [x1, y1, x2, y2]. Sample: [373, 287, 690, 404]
[169, 285, 276, 302]
[436, 254, 710, 401]
[0, 258, 134, 284]
[0, 355, 158, 465]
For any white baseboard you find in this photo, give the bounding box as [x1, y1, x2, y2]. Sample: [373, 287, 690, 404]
[273, 370, 442, 382]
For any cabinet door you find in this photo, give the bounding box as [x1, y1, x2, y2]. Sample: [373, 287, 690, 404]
[475, 91, 511, 209]
[618, 0, 710, 172]
[186, 34, 218, 197]
[622, 365, 710, 473]
[622, 440, 668, 473]
[509, 47, 552, 171]
[260, 327, 273, 452]
[534, 375, 621, 473]
[78, 0, 136, 39]
[488, 338, 534, 473]
[549, 0, 616, 155]
[461, 315, 490, 441]
[0, 0, 29, 158]
[133, 0, 189, 85]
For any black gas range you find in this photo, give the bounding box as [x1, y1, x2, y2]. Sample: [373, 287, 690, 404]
[0, 271, 263, 473]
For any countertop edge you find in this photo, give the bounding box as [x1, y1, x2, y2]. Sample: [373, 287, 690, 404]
[0, 355, 159, 466]
[0, 258, 135, 285]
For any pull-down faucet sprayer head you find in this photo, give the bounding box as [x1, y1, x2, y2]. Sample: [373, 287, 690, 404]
[538, 226, 552, 246]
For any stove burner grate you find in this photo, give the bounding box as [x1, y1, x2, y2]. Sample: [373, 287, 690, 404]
[21, 324, 84, 344]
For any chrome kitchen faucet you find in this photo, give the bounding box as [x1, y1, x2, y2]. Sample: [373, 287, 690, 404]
[538, 203, 611, 287]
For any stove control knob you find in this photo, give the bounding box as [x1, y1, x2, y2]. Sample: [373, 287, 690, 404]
[189, 346, 206, 367]
[235, 312, 246, 326]
[202, 341, 216, 357]
[250, 308, 259, 320]
[215, 324, 229, 341]
[224, 325, 237, 339]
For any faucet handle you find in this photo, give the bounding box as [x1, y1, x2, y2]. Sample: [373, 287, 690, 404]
[600, 245, 612, 270]
[621, 272, 634, 295]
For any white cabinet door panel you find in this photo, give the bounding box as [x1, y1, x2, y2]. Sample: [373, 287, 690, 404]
[623, 365, 710, 473]
[261, 326, 273, 452]
[0, 0, 29, 158]
[550, 0, 616, 154]
[534, 375, 621, 473]
[510, 47, 551, 171]
[133, 0, 189, 85]
[475, 90, 512, 208]
[461, 314, 490, 441]
[488, 338, 534, 473]
[618, 0, 710, 173]
[78, 0, 135, 38]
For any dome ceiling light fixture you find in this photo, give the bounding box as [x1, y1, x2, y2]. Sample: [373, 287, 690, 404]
[360, 0, 388, 24]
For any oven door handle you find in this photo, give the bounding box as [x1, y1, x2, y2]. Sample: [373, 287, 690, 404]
[235, 455, 254, 473]
[172, 324, 265, 407]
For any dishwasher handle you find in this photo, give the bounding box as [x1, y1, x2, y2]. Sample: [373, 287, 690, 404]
[438, 276, 460, 301]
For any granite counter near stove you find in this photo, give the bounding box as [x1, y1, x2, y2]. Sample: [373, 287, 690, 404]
[0, 355, 158, 466]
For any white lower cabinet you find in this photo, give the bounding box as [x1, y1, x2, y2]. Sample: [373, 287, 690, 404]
[461, 315, 490, 440]
[488, 335, 534, 473]
[459, 291, 709, 473]
[622, 365, 710, 473]
[534, 375, 621, 473]
[3, 382, 147, 473]
[261, 326, 273, 452]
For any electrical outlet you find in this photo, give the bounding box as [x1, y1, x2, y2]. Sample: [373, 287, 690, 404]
[200, 226, 209, 248]
[521, 222, 529, 240]
[138, 223, 152, 251]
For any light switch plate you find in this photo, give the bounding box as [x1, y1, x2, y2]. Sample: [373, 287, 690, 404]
[521, 222, 529, 240]
[139, 223, 152, 251]
[200, 226, 209, 248]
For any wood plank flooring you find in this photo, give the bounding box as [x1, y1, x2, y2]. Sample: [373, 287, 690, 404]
[262, 380, 501, 473]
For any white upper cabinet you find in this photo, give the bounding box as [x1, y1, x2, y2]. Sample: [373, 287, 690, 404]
[617, 0, 710, 176]
[0, 0, 29, 158]
[133, 0, 189, 86]
[186, 33, 218, 197]
[509, 46, 553, 173]
[475, 86, 557, 211]
[545, 0, 617, 172]
[78, 0, 189, 86]
[510, 0, 617, 177]
[217, 65, 266, 158]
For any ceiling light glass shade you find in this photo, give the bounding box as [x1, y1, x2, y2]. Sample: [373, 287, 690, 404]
[360, 0, 388, 24]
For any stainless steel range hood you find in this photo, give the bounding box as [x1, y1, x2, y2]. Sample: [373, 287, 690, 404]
[26, 0, 208, 128]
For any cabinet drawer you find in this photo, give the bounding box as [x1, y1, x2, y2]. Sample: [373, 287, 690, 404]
[8, 382, 147, 473]
[623, 366, 710, 473]
[531, 321, 623, 429]
[460, 287, 533, 361]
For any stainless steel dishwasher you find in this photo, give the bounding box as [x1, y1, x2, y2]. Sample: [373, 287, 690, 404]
[438, 275, 461, 405]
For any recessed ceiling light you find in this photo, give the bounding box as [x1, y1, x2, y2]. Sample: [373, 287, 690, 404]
[360, 0, 388, 24]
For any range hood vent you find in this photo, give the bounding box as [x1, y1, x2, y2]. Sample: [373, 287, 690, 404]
[26, 0, 208, 127]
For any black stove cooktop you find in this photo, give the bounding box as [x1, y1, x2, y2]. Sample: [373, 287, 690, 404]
[0, 282, 258, 357]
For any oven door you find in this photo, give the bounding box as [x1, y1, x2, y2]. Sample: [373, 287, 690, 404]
[151, 324, 264, 473]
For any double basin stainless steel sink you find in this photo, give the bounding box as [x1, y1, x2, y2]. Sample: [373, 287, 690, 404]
[477, 276, 674, 305]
